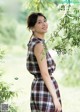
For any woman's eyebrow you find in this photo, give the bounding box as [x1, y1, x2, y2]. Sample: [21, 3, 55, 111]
[37, 20, 41, 21]
[37, 19, 46, 22]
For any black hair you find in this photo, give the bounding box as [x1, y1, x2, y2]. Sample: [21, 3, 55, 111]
[27, 12, 46, 30]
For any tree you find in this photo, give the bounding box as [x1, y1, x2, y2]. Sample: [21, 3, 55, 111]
[0, 48, 18, 111]
[0, 4, 17, 45]
[49, 4, 80, 54]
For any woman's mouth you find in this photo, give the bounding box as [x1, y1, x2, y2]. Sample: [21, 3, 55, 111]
[42, 27, 47, 30]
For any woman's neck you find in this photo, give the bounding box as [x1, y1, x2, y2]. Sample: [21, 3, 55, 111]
[34, 33, 45, 39]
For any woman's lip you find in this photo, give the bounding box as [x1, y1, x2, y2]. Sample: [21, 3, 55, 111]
[42, 27, 47, 30]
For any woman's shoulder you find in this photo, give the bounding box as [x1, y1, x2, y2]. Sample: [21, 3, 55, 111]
[32, 37, 44, 43]
[27, 37, 44, 47]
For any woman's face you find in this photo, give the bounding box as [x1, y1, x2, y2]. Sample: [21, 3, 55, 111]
[32, 16, 48, 34]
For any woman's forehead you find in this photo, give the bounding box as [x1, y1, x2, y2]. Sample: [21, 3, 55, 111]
[37, 16, 46, 21]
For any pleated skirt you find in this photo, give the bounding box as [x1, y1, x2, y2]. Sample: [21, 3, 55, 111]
[30, 76, 62, 112]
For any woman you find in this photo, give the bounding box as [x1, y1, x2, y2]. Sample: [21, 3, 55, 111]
[26, 12, 62, 112]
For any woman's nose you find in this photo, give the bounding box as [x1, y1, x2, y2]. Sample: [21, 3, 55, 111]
[43, 22, 46, 26]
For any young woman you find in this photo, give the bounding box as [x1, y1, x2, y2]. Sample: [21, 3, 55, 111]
[26, 12, 62, 112]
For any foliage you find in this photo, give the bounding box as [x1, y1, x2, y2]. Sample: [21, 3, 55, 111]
[58, 47, 80, 86]
[8, 104, 18, 112]
[0, 48, 18, 111]
[44, 4, 80, 86]
[0, 48, 6, 76]
[0, 48, 5, 60]
[26, 0, 50, 11]
[48, 5, 80, 54]
[25, 0, 80, 12]
[0, 82, 16, 103]
[0, 5, 17, 45]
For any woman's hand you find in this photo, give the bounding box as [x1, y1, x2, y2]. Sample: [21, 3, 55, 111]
[53, 97, 62, 112]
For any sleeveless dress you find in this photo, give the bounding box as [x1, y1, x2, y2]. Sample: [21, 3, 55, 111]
[26, 37, 62, 112]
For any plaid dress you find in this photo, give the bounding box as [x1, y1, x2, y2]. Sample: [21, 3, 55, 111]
[26, 37, 62, 112]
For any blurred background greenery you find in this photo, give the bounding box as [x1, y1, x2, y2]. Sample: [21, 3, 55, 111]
[0, 0, 80, 112]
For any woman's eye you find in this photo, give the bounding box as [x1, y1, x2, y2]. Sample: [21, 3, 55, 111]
[44, 20, 46, 22]
[38, 22, 41, 24]
[37, 19, 47, 24]
[37, 21, 42, 24]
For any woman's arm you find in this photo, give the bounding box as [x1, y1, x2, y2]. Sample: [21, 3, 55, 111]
[34, 43, 62, 112]
[34, 43, 57, 98]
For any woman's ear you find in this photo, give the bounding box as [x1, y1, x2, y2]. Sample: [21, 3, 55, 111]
[31, 27, 35, 32]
